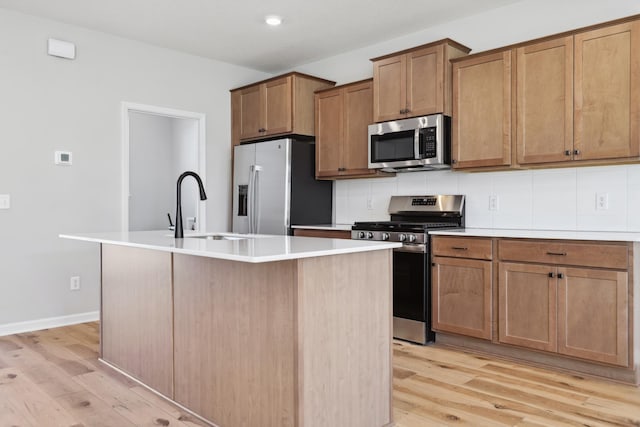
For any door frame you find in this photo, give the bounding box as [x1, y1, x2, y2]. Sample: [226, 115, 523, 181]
[121, 102, 207, 232]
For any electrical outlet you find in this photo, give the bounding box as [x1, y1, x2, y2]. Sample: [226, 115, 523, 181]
[366, 196, 373, 210]
[0, 194, 9, 210]
[70, 276, 81, 291]
[489, 195, 499, 211]
[596, 193, 609, 210]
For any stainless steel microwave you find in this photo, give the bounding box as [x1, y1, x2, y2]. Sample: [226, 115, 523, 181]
[368, 114, 451, 172]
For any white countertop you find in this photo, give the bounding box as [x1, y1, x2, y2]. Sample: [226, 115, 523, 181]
[291, 223, 353, 231]
[429, 228, 640, 242]
[59, 230, 400, 263]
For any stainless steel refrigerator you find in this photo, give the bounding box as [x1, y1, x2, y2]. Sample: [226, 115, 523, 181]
[232, 138, 332, 235]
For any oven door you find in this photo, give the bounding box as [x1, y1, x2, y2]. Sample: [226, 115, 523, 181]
[392, 244, 433, 343]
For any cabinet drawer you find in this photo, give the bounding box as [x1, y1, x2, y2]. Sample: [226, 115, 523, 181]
[432, 236, 492, 260]
[499, 239, 628, 269]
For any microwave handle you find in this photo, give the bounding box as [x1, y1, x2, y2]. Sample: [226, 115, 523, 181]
[414, 129, 421, 160]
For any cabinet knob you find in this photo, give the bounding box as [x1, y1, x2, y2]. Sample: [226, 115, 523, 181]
[548, 272, 555, 278]
[564, 150, 571, 156]
[574, 149, 581, 155]
[399, 109, 406, 114]
[258, 128, 266, 133]
[452, 159, 457, 164]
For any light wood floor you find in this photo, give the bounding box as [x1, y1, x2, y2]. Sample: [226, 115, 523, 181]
[1, 323, 639, 426]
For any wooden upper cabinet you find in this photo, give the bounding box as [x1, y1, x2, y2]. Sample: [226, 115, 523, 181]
[516, 36, 574, 165]
[372, 54, 406, 122]
[344, 82, 374, 172]
[372, 39, 470, 122]
[315, 89, 344, 176]
[238, 84, 263, 140]
[231, 72, 335, 145]
[452, 50, 512, 169]
[574, 20, 640, 161]
[315, 80, 387, 179]
[263, 76, 292, 136]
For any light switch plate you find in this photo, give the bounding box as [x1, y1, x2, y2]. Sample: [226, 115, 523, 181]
[0, 194, 10, 210]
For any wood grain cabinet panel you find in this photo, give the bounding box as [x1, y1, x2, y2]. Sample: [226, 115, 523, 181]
[264, 76, 293, 136]
[574, 21, 640, 161]
[432, 256, 492, 340]
[452, 50, 512, 168]
[100, 244, 174, 398]
[558, 267, 629, 366]
[315, 80, 387, 179]
[432, 236, 493, 260]
[516, 36, 574, 165]
[292, 228, 351, 239]
[372, 40, 470, 122]
[499, 262, 557, 352]
[231, 72, 335, 145]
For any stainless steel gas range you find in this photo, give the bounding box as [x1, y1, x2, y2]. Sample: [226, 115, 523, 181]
[352, 195, 465, 345]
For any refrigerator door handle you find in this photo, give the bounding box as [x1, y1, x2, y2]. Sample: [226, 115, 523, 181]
[253, 165, 263, 234]
[248, 165, 255, 234]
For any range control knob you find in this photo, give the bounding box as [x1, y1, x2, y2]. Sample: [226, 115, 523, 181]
[408, 235, 417, 243]
[366, 232, 374, 239]
[398, 234, 407, 242]
[382, 233, 390, 241]
[358, 231, 365, 239]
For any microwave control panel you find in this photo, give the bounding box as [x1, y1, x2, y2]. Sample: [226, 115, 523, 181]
[420, 127, 437, 158]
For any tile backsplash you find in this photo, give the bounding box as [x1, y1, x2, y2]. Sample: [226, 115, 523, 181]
[334, 164, 640, 231]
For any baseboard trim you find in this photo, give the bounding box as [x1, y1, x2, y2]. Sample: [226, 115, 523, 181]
[0, 311, 99, 337]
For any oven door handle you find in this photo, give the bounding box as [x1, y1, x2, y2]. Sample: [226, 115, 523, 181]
[394, 244, 427, 254]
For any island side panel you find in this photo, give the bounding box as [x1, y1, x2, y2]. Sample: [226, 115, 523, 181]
[173, 254, 297, 427]
[296, 249, 393, 427]
[101, 244, 174, 398]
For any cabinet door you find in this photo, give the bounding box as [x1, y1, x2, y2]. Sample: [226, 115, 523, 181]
[239, 85, 263, 140]
[407, 45, 444, 117]
[432, 257, 492, 340]
[315, 89, 343, 178]
[516, 37, 573, 165]
[343, 81, 373, 173]
[453, 51, 512, 168]
[373, 54, 406, 122]
[264, 76, 292, 136]
[574, 21, 640, 160]
[499, 262, 557, 352]
[558, 267, 629, 366]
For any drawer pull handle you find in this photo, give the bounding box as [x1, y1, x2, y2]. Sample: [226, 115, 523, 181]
[452, 246, 468, 250]
[546, 251, 567, 256]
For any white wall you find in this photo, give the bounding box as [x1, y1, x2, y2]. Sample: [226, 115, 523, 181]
[171, 118, 199, 229]
[128, 112, 174, 231]
[0, 8, 270, 327]
[292, 0, 640, 230]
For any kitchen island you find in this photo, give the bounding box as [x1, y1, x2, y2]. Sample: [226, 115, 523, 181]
[60, 231, 400, 427]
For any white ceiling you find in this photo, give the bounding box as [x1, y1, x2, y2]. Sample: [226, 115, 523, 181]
[0, 0, 521, 72]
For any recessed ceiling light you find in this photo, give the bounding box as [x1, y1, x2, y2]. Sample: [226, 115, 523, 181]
[265, 15, 282, 26]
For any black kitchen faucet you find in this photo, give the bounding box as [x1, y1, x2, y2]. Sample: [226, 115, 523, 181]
[175, 171, 207, 239]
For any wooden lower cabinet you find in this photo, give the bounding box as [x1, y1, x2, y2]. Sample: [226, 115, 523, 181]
[432, 256, 492, 340]
[558, 267, 629, 366]
[498, 262, 557, 352]
[499, 261, 630, 367]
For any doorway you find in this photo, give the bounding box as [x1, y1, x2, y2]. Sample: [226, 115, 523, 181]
[121, 102, 206, 232]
